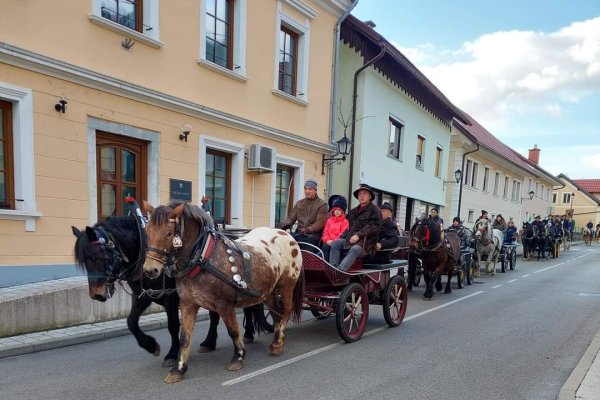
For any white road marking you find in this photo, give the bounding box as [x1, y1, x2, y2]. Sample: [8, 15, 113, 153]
[221, 291, 485, 386]
[507, 279, 517, 283]
[522, 274, 531, 277]
[491, 285, 502, 289]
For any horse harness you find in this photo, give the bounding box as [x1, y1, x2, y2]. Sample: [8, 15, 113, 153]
[151, 220, 260, 302]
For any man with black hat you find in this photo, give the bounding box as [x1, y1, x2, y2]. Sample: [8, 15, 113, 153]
[280, 178, 328, 247]
[365, 202, 400, 264]
[329, 184, 381, 271]
[426, 207, 444, 244]
[446, 216, 471, 250]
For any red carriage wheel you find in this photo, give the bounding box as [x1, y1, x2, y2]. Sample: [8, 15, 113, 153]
[382, 275, 407, 327]
[335, 283, 369, 343]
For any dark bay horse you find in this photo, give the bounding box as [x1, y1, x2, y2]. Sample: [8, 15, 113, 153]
[142, 202, 304, 383]
[521, 222, 537, 260]
[72, 213, 268, 367]
[410, 218, 460, 300]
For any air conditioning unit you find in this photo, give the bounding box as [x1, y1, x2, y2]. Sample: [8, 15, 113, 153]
[247, 144, 275, 173]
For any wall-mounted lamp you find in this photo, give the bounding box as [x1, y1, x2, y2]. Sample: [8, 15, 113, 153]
[321, 133, 353, 175]
[179, 123, 192, 142]
[521, 190, 535, 202]
[121, 37, 136, 51]
[54, 97, 67, 113]
[444, 169, 463, 184]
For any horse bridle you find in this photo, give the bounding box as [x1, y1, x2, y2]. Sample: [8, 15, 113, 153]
[88, 226, 129, 283]
[145, 217, 184, 277]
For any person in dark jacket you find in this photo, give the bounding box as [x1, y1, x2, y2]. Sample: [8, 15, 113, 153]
[280, 178, 328, 248]
[329, 184, 381, 271]
[426, 207, 444, 245]
[365, 202, 400, 264]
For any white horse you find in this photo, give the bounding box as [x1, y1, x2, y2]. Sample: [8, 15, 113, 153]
[474, 219, 504, 276]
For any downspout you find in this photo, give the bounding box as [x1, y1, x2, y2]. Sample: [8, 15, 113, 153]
[347, 42, 387, 204]
[456, 144, 480, 219]
[327, 0, 359, 197]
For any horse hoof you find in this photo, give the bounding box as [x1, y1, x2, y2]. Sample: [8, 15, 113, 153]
[197, 345, 216, 353]
[162, 358, 177, 368]
[445, 289, 452, 294]
[227, 361, 243, 371]
[243, 336, 254, 344]
[268, 345, 283, 356]
[423, 296, 432, 301]
[153, 343, 161, 356]
[165, 372, 183, 384]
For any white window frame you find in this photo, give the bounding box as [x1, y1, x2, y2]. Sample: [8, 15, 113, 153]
[503, 176, 510, 199]
[416, 134, 426, 171]
[273, 6, 310, 103]
[270, 155, 304, 227]
[470, 162, 479, 188]
[552, 193, 557, 203]
[434, 146, 443, 178]
[0, 82, 40, 231]
[483, 167, 490, 192]
[198, 0, 248, 81]
[89, 0, 163, 48]
[562, 192, 571, 204]
[87, 117, 160, 225]
[493, 172, 500, 195]
[200, 135, 245, 228]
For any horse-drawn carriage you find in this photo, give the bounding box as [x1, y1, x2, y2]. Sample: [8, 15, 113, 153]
[300, 243, 408, 342]
[499, 243, 517, 272]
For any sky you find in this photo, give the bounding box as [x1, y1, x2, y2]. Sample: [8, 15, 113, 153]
[352, 0, 600, 179]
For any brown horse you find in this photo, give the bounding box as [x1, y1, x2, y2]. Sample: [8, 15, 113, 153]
[142, 202, 304, 383]
[410, 218, 460, 300]
[583, 229, 593, 246]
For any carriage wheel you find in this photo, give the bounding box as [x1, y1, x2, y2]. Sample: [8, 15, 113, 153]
[382, 275, 407, 327]
[414, 267, 422, 287]
[456, 264, 464, 289]
[336, 283, 369, 343]
[308, 297, 334, 320]
[262, 305, 275, 332]
[501, 254, 507, 273]
[465, 254, 473, 285]
[509, 248, 517, 270]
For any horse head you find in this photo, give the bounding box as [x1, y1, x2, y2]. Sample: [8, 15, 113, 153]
[409, 218, 428, 250]
[144, 201, 213, 279]
[71, 216, 140, 301]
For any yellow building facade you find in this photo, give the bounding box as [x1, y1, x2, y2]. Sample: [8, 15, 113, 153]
[0, 0, 353, 273]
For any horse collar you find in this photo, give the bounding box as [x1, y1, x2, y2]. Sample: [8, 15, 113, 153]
[187, 230, 216, 279]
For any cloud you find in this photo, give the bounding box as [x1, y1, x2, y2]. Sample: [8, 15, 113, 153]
[404, 17, 600, 133]
[517, 144, 600, 179]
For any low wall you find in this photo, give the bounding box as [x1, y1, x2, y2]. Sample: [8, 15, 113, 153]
[0, 277, 162, 338]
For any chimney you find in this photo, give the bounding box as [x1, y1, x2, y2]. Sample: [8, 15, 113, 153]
[528, 144, 540, 165]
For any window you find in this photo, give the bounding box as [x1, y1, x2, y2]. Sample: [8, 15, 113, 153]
[468, 162, 479, 188]
[434, 147, 442, 178]
[416, 135, 425, 170]
[535, 182, 539, 197]
[91, 0, 161, 46]
[388, 118, 403, 159]
[493, 172, 500, 195]
[511, 180, 521, 202]
[96, 132, 147, 219]
[0, 100, 13, 209]
[206, 149, 231, 226]
[205, 0, 234, 69]
[528, 178, 532, 192]
[552, 193, 557, 203]
[503, 176, 509, 198]
[541, 185, 545, 200]
[468, 210, 474, 223]
[562, 192, 571, 204]
[100, 0, 143, 32]
[483, 167, 490, 192]
[464, 160, 472, 184]
[278, 26, 299, 96]
[275, 165, 294, 228]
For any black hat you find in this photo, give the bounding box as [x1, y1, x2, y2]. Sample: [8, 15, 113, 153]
[481, 210, 488, 215]
[353, 184, 375, 201]
[431, 207, 439, 213]
[329, 195, 348, 213]
[380, 202, 393, 211]
[453, 216, 461, 223]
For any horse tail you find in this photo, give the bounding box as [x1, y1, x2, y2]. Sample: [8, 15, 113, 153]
[290, 267, 305, 325]
[246, 304, 272, 335]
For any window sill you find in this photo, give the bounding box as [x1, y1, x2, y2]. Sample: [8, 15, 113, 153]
[386, 155, 402, 163]
[197, 59, 248, 83]
[0, 209, 42, 232]
[89, 15, 164, 48]
[271, 90, 308, 107]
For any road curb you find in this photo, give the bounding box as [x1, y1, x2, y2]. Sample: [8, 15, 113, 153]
[558, 324, 600, 399]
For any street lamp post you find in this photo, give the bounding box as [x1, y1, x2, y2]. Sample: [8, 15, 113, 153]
[570, 192, 575, 214]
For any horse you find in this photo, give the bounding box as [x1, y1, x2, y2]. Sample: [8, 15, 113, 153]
[549, 224, 563, 258]
[72, 214, 181, 368]
[535, 224, 552, 259]
[583, 229, 593, 246]
[562, 228, 572, 251]
[596, 228, 600, 244]
[142, 202, 304, 383]
[521, 222, 537, 261]
[473, 219, 504, 275]
[72, 211, 268, 367]
[409, 218, 460, 300]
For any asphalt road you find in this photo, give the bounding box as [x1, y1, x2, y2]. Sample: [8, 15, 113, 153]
[1, 245, 600, 400]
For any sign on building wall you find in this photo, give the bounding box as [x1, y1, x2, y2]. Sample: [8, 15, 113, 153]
[169, 179, 192, 202]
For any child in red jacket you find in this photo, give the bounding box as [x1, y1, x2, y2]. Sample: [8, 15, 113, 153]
[321, 195, 349, 261]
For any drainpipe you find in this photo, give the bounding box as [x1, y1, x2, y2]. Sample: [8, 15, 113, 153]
[456, 144, 480, 220]
[347, 42, 386, 204]
[326, 0, 359, 197]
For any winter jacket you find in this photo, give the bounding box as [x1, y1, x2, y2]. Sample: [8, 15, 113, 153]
[364, 217, 400, 263]
[322, 211, 350, 243]
[492, 219, 507, 233]
[505, 226, 518, 243]
[341, 202, 382, 256]
[281, 195, 328, 234]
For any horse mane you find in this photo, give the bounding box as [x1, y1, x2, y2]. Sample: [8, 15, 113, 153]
[73, 215, 139, 273]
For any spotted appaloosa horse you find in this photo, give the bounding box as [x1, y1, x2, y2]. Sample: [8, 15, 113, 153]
[474, 219, 504, 275]
[142, 202, 304, 383]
